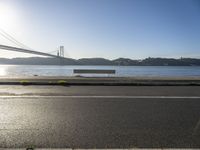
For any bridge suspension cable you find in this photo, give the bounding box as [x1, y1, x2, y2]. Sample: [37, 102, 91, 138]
[0, 28, 67, 58]
[0, 28, 33, 50]
[48, 50, 58, 54]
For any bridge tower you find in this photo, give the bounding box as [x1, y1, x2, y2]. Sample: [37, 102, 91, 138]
[59, 46, 64, 57]
[58, 46, 65, 65]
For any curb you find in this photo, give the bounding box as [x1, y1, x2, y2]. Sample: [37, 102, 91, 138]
[0, 148, 198, 150]
[0, 81, 200, 86]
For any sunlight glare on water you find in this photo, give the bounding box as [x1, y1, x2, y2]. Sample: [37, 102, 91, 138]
[0, 65, 200, 77]
[0, 66, 6, 76]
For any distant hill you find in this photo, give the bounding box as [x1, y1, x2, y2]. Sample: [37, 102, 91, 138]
[78, 58, 114, 65]
[141, 57, 200, 66]
[0, 57, 200, 66]
[0, 57, 78, 65]
[113, 58, 140, 66]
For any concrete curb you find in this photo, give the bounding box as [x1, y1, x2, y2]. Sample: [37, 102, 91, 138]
[0, 77, 200, 86]
[0, 148, 198, 150]
[0, 81, 200, 86]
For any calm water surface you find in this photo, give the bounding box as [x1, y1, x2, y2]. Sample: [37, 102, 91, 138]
[0, 65, 200, 77]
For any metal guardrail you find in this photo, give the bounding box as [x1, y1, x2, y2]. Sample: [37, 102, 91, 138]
[73, 69, 116, 74]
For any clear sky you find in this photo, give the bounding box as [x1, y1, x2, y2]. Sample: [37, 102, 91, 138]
[0, 0, 200, 59]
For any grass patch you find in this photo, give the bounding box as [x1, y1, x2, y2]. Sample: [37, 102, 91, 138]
[20, 80, 30, 85]
[57, 80, 68, 85]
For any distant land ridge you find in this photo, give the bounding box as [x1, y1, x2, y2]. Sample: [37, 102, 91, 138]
[0, 57, 200, 66]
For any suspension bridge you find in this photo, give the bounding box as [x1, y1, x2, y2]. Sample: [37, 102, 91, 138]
[0, 28, 66, 59]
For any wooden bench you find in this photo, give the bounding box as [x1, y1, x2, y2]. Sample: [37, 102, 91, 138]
[73, 69, 116, 74]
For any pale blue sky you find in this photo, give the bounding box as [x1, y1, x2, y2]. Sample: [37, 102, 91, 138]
[0, 0, 200, 59]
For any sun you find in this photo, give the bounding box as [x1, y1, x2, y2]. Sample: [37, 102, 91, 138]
[0, 2, 18, 30]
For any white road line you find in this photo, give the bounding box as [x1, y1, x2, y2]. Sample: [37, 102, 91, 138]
[0, 95, 200, 99]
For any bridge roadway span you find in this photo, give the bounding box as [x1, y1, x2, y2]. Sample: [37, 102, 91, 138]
[0, 85, 200, 148]
[0, 44, 63, 58]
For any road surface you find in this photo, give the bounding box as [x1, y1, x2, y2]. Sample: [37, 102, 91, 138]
[0, 85, 200, 148]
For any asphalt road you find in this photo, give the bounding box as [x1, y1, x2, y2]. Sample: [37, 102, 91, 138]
[0, 86, 200, 148]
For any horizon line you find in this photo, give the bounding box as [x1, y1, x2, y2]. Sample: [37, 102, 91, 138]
[0, 56, 200, 60]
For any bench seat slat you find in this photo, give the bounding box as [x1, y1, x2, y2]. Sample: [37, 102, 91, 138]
[73, 69, 115, 74]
